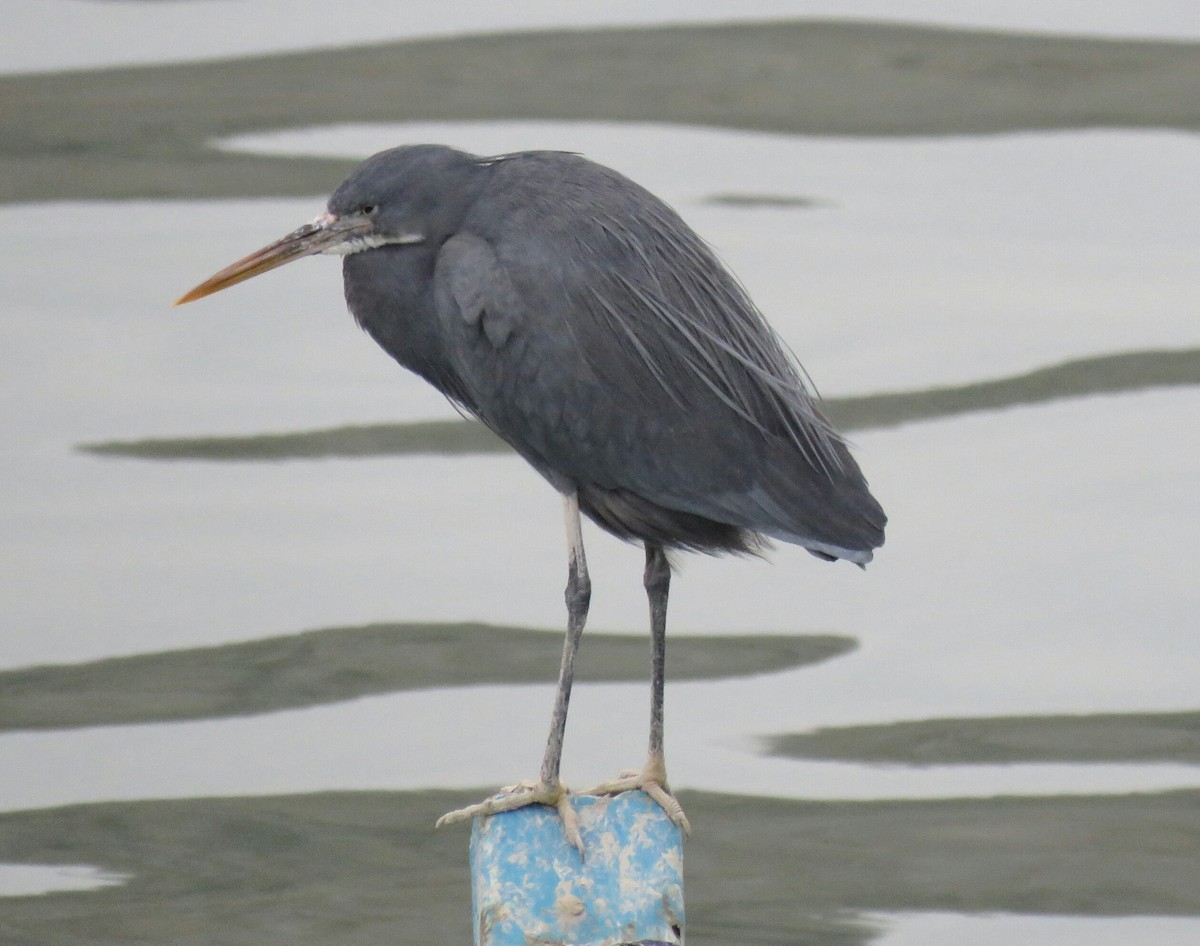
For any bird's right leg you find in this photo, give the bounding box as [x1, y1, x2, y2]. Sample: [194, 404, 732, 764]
[436, 491, 591, 852]
[585, 543, 690, 835]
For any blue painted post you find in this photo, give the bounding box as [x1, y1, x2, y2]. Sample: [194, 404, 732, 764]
[469, 791, 685, 946]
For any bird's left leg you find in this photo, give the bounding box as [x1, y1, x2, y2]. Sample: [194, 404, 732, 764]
[436, 491, 591, 852]
[587, 543, 691, 835]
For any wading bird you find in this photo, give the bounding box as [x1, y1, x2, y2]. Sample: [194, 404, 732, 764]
[176, 144, 886, 850]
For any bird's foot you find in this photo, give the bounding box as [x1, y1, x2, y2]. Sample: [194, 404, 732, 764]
[584, 756, 691, 837]
[436, 779, 584, 853]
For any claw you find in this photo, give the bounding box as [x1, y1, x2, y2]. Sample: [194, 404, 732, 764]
[437, 780, 584, 854]
[585, 757, 691, 837]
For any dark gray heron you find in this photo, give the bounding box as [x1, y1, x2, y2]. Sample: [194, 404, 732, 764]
[176, 144, 886, 850]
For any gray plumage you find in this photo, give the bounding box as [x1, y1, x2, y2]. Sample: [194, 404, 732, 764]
[175, 142, 886, 844]
[332, 145, 885, 562]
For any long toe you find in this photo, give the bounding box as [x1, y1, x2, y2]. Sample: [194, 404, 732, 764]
[436, 780, 584, 853]
[586, 765, 691, 837]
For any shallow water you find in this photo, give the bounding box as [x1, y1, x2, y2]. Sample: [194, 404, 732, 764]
[1, 4, 1199, 944]
[868, 912, 1200, 946]
[0, 863, 130, 897]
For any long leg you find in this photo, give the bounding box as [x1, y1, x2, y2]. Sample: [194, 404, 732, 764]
[587, 543, 690, 834]
[540, 491, 592, 790]
[436, 492, 591, 851]
[645, 542, 669, 767]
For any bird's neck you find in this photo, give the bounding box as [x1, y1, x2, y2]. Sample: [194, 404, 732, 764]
[342, 248, 462, 398]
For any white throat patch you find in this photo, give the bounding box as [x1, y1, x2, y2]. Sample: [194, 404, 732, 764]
[323, 232, 425, 256]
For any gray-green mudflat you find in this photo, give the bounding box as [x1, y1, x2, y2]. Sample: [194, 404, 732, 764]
[80, 347, 1200, 461]
[2, 789, 1198, 946]
[4, 21, 1199, 204]
[767, 711, 1200, 766]
[0, 625, 853, 731]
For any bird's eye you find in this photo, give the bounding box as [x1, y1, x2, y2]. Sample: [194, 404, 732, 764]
[361, 205, 378, 216]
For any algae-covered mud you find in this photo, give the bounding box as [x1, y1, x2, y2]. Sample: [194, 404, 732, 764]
[80, 347, 1200, 460]
[767, 711, 1200, 766]
[2, 789, 1199, 946]
[0, 624, 852, 731]
[4, 20, 1200, 204]
[2, 6, 1199, 946]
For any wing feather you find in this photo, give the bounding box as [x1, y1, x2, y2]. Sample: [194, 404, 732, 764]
[433, 152, 885, 558]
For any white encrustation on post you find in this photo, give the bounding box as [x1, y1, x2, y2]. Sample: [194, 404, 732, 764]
[469, 791, 685, 946]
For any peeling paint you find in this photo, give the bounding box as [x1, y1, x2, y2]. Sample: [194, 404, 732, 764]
[470, 792, 685, 946]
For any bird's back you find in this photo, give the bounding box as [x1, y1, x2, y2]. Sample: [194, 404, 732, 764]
[426, 150, 885, 563]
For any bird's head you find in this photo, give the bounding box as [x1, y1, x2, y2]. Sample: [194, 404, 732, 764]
[174, 144, 485, 306]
